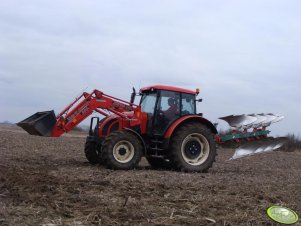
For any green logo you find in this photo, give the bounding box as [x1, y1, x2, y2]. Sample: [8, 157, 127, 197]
[267, 206, 299, 224]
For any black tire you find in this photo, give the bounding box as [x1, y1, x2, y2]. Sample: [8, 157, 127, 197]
[101, 131, 143, 170]
[146, 156, 172, 170]
[84, 141, 102, 164]
[169, 122, 216, 172]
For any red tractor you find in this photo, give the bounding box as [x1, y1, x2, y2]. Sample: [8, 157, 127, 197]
[18, 85, 285, 172]
[18, 85, 218, 172]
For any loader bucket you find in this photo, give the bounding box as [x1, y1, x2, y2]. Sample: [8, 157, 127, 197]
[16, 110, 57, 136]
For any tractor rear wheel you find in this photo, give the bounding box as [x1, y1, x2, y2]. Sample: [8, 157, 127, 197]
[169, 122, 216, 172]
[101, 131, 143, 170]
[84, 141, 102, 164]
[146, 156, 172, 170]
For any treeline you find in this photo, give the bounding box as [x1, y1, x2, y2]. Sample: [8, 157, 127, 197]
[283, 134, 301, 152]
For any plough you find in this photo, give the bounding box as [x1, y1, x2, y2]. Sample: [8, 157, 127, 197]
[217, 114, 286, 159]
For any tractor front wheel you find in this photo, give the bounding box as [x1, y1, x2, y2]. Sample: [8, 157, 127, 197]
[84, 141, 101, 164]
[101, 131, 143, 170]
[169, 122, 216, 172]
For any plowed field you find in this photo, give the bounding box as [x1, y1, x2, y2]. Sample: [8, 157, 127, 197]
[0, 126, 300, 225]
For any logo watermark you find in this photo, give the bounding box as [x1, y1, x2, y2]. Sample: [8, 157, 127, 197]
[267, 206, 299, 224]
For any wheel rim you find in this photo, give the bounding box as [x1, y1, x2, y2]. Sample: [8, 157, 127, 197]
[181, 133, 210, 166]
[113, 140, 135, 163]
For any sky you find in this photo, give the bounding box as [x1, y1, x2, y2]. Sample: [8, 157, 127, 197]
[0, 0, 300, 136]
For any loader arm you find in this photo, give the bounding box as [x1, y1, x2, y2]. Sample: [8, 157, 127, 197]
[18, 89, 142, 137]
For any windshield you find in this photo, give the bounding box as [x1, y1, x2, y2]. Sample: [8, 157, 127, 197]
[140, 92, 157, 114]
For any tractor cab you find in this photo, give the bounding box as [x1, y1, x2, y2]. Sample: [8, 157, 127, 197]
[139, 85, 197, 136]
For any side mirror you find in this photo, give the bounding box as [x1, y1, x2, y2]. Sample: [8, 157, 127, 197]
[130, 87, 136, 106]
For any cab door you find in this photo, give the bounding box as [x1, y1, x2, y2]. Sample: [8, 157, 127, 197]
[153, 90, 180, 136]
[140, 90, 159, 135]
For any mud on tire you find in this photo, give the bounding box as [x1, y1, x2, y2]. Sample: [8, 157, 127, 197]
[101, 131, 143, 170]
[169, 122, 216, 172]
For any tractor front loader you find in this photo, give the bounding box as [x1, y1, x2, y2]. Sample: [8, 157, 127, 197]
[17, 85, 286, 172]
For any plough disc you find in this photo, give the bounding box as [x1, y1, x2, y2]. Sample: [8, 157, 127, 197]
[219, 113, 284, 130]
[230, 137, 287, 160]
[219, 114, 257, 130]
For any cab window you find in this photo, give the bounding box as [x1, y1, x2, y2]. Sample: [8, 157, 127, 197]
[181, 93, 196, 115]
[158, 90, 180, 120]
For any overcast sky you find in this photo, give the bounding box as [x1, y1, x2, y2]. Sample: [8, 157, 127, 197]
[0, 0, 300, 136]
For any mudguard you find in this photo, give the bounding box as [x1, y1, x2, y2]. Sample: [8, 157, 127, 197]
[164, 115, 217, 139]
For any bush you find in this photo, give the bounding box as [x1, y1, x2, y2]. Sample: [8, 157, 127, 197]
[282, 134, 301, 152]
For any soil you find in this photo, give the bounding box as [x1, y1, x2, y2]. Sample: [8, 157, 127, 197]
[0, 126, 300, 226]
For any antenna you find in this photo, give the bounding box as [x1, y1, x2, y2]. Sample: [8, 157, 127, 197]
[73, 86, 88, 100]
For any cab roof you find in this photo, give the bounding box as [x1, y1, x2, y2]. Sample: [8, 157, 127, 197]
[140, 85, 196, 95]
